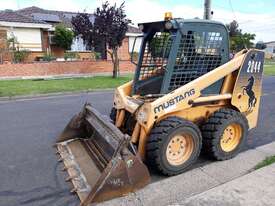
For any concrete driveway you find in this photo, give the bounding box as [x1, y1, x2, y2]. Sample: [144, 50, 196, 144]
[0, 76, 275, 206]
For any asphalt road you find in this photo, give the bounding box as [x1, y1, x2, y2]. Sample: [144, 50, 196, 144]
[0, 76, 275, 206]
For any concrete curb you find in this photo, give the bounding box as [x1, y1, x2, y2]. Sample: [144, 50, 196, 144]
[181, 163, 275, 206]
[0, 89, 114, 102]
[99, 142, 275, 206]
[0, 72, 133, 80]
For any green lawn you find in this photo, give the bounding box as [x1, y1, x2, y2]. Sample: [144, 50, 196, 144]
[255, 156, 275, 170]
[0, 63, 274, 97]
[264, 65, 275, 76]
[0, 76, 132, 97]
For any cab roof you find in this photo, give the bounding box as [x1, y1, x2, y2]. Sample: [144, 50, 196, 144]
[138, 18, 227, 33]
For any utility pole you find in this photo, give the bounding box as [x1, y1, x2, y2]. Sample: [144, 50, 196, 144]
[203, 0, 212, 20]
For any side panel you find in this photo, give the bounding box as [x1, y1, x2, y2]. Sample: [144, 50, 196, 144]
[231, 50, 265, 129]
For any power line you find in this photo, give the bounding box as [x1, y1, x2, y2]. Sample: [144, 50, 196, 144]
[228, 0, 237, 20]
[228, 0, 248, 49]
[249, 27, 275, 32]
[16, 0, 20, 9]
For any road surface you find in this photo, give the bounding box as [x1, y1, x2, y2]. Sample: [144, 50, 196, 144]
[0, 76, 275, 206]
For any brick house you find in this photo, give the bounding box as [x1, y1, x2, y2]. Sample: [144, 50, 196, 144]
[0, 6, 142, 62]
[0, 10, 52, 62]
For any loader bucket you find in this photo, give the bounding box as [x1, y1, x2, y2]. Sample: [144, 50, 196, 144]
[56, 104, 150, 205]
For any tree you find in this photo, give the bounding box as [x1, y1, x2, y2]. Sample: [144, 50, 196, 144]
[71, 13, 94, 49]
[226, 20, 241, 37]
[149, 32, 171, 59]
[72, 1, 131, 78]
[53, 24, 74, 50]
[72, 12, 107, 59]
[226, 20, 255, 52]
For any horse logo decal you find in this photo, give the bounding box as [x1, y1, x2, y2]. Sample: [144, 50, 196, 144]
[242, 76, 257, 111]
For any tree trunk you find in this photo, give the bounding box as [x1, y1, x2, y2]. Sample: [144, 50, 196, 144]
[112, 48, 119, 78]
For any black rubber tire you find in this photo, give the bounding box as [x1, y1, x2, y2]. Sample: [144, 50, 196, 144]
[146, 116, 202, 176]
[109, 107, 117, 122]
[201, 108, 249, 161]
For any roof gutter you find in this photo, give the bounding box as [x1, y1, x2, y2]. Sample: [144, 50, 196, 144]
[0, 21, 52, 29]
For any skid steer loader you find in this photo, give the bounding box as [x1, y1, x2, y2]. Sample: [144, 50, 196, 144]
[55, 14, 265, 205]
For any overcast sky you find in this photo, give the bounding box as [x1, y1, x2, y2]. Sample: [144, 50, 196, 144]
[0, 0, 274, 42]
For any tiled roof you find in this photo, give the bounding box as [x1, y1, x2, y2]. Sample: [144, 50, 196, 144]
[0, 6, 142, 33]
[17, 6, 85, 27]
[18, 7, 142, 33]
[0, 10, 46, 24]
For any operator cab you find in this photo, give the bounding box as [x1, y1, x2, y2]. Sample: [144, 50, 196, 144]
[131, 15, 230, 96]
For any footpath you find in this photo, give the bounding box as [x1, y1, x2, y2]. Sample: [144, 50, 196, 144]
[99, 142, 275, 206]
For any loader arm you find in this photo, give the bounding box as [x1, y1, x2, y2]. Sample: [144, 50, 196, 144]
[142, 50, 248, 129]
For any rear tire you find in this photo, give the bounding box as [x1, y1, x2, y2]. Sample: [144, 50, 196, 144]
[146, 117, 202, 176]
[201, 108, 248, 160]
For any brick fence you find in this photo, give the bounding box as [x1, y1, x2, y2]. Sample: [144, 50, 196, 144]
[0, 60, 135, 78]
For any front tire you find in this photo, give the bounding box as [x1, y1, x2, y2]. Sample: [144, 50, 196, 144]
[201, 108, 248, 160]
[146, 117, 202, 176]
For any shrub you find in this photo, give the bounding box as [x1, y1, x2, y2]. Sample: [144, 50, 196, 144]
[42, 53, 56, 62]
[53, 24, 74, 50]
[7, 37, 18, 50]
[64, 52, 80, 60]
[95, 52, 102, 60]
[13, 50, 30, 63]
[131, 52, 139, 62]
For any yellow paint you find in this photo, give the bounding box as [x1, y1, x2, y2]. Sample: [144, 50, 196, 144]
[166, 134, 194, 166]
[220, 123, 242, 152]
[113, 49, 262, 158]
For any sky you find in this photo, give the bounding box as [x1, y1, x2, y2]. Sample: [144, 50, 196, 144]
[0, 0, 275, 42]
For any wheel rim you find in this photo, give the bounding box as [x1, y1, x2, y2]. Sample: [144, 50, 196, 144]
[220, 123, 242, 152]
[166, 134, 194, 166]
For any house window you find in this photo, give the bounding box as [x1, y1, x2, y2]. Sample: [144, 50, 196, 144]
[273, 46, 275, 54]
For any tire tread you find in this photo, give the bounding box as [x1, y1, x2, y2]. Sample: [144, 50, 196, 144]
[201, 108, 248, 160]
[146, 116, 202, 176]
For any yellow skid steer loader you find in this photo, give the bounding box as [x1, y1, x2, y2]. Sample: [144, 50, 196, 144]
[55, 15, 265, 205]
